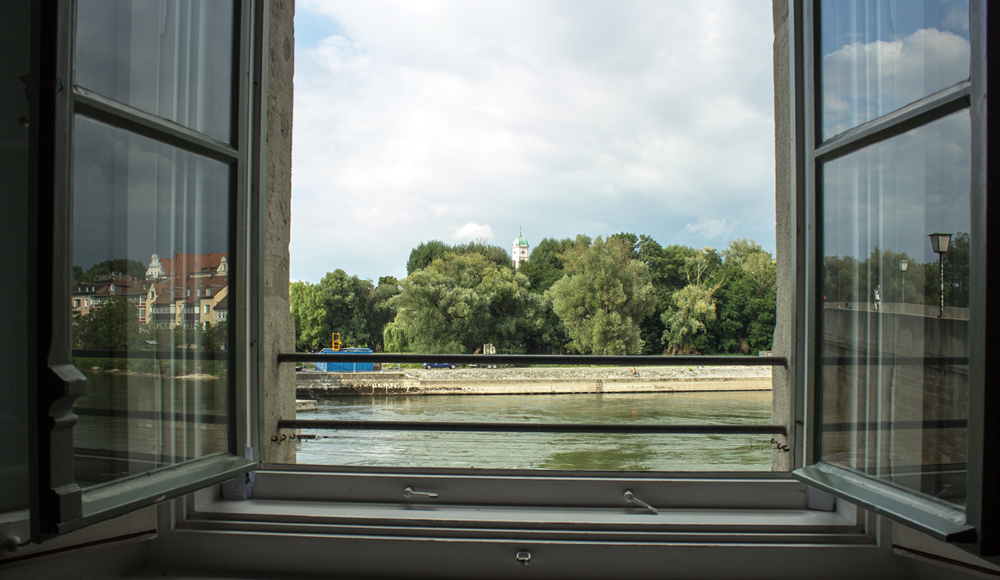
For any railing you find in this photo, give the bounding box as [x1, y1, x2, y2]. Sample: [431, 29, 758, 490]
[276, 353, 788, 437]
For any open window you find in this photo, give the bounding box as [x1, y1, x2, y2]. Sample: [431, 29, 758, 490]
[26, 0, 265, 541]
[792, 0, 1000, 560]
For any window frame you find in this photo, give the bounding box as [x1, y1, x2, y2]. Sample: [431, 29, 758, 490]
[26, 0, 264, 542]
[203, 0, 871, 551]
[790, 0, 1000, 560]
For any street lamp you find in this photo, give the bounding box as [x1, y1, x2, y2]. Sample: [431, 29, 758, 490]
[928, 232, 952, 317]
[899, 260, 908, 305]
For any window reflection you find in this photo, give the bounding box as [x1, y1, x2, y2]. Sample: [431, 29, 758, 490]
[75, 0, 235, 142]
[71, 115, 230, 487]
[820, 110, 970, 506]
[820, 0, 970, 139]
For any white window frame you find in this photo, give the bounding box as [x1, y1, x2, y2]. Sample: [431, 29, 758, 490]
[162, 3, 891, 573]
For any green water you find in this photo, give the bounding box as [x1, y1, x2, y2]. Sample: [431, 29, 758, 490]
[296, 391, 774, 471]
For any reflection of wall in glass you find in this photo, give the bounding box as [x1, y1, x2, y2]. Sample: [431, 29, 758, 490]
[819, 110, 970, 507]
[820, 0, 970, 139]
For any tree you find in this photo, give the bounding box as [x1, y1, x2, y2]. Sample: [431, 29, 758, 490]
[406, 240, 450, 275]
[662, 285, 718, 354]
[357, 277, 402, 351]
[518, 237, 574, 294]
[290, 281, 330, 351]
[710, 239, 776, 354]
[613, 233, 673, 354]
[392, 252, 538, 353]
[661, 248, 723, 354]
[74, 258, 148, 283]
[452, 239, 515, 271]
[547, 236, 656, 355]
[74, 296, 141, 350]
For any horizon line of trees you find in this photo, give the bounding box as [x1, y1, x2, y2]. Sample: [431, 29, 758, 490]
[290, 233, 779, 357]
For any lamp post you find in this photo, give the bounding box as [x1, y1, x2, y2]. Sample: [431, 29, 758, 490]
[899, 260, 908, 305]
[928, 232, 952, 317]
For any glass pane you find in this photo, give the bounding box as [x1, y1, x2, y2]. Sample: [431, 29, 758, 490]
[820, 0, 970, 139]
[820, 110, 970, 507]
[71, 115, 231, 488]
[75, 0, 235, 143]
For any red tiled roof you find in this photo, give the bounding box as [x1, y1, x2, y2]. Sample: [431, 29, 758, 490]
[157, 251, 229, 278]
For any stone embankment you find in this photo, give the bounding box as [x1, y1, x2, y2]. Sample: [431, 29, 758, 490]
[296, 366, 772, 398]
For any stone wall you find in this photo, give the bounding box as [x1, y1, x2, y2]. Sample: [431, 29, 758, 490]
[262, 0, 297, 464]
[771, 0, 792, 471]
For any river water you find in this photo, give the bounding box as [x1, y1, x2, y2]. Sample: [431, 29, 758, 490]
[296, 391, 774, 471]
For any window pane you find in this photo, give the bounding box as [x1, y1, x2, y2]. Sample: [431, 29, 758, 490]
[820, 0, 970, 139]
[820, 110, 970, 507]
[75, 0, 235, 143]
[71, 115, 231, 488]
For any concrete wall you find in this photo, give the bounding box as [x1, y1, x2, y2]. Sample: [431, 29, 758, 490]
[296, 372, 771, 397]
[261, 0, 297, 465]
[771, 0, 793, 472]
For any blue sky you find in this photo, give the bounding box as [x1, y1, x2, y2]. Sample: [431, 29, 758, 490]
[289, 1, 777, 283]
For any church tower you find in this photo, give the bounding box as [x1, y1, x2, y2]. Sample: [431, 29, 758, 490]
[512, 229, 529, 269]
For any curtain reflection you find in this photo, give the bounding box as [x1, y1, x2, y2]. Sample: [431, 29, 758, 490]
[820, 110, 970, 506]
[75, 0, 235, 142]
[70, 115, 230, 487]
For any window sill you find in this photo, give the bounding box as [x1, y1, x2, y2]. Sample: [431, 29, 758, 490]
[177, 469, 870, 547]
[183, 497, 867, 545]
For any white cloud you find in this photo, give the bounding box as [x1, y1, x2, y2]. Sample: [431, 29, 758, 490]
[450, 223, 494, 241]
[291, 1, 776, 282]
[822, 28, 970, 136]
[683, 219, 734, 241]
[943, 7, 970, 33]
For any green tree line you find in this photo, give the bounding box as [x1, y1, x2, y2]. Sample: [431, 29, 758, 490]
[291, 234, 780, 356]
[823, 232, 970, 308]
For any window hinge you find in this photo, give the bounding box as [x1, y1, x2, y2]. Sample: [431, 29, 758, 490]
[221, 447, 257, 500]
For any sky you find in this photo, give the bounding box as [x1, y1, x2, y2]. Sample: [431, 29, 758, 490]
[289, 1, 778, 283]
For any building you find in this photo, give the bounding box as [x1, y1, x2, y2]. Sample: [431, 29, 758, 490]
[3, 2, 999, 579]
[71, 276, 151, 323]
[72, 252, 229, 329]
[512, 229, 529, 269]
[144, 251, 229, 329]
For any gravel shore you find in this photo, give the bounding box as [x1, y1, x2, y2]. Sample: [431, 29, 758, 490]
[406, 365, 773, 382]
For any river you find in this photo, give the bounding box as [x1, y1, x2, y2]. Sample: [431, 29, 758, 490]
[296, 390, 774, 471]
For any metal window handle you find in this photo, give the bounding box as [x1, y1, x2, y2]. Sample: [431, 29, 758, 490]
[403, 486, 439, 499]
[623, 490, 658, 514]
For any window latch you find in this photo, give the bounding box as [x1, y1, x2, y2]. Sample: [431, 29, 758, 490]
[623, 490, 658, 514]
[403, 486, 439, 499]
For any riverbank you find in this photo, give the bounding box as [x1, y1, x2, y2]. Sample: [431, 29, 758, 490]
[296, 365, 772, 398]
